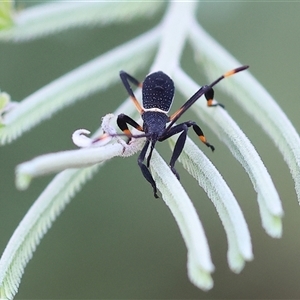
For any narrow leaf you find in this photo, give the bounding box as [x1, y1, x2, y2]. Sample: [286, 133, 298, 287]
[169, 136, 253, 272]
[150, 150, 214, 290]
[16, 125, 145, 190]
[0, 2, 164, 41]
[189, 18, 300, 204]
[173, 68, 283, 238]
[16, 146, 122, 190]
[0, 165, 100, 300]
[0, 27, 159, 145]
[2, 94, 142, 299]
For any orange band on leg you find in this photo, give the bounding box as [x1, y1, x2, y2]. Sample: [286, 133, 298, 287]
[199, 135, 207, 143]
[207, 99, 214, 107]
[123, 129, 131, 137]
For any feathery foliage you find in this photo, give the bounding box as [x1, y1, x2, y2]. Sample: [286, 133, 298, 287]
[0, 1, 299, 299]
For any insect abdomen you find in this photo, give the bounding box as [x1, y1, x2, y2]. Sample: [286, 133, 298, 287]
[142, 71, 175, 112]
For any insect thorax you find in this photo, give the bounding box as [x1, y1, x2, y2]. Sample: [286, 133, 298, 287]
[142, 111, 169, 136]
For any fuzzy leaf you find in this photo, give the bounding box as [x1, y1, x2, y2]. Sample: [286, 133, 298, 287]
[173, 67, 283, 238]
[0, 27, 159, 145]
[0, 1, 164, 41]
[189, 19, 300, 204]
[169, 136, 253, 272]
[0, 165, 100, 300]
[150, 150, 214, 290]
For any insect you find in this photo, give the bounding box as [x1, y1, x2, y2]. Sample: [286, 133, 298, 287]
[95, 66, 249, 198]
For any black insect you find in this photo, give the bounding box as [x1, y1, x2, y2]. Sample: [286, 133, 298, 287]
[95, 66, 249, 198]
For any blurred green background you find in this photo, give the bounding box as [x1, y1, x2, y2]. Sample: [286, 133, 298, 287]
[1, 2, 300, 299]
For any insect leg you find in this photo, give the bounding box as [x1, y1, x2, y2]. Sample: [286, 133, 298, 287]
[138, 140, 159, 198]
[167, 66, 248, 130]
[204, 87, 224, 108]
[191, 122, 215, 151]
[146, 141, 156, 168]
[119, 71, 144, 114]
[160, 121, 214, 179]
[117, 113, 143, 142]
[120, 71, 142, 88]
[92, 114, 142, 144]
[159, 123, 189, 180]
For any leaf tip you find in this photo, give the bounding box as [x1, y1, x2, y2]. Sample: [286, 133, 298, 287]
[15, 165, 32, 190]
